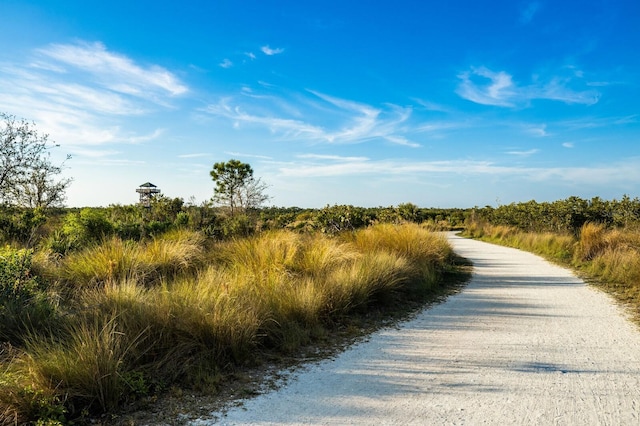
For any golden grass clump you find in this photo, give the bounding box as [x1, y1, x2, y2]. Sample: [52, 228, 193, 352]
[490, 225, 516, 241]
[349, 223, 452, 264]
[325, 251, 409, 314]
[211, 232, 349, 348]
[60, 230, 206, 287]
[575, 222, 608, 261]
[160, 270, 264, 364]
[61, 237, 143, 286]
[574, 224, 640, 303]
[1, 224, 457, 423]
[291, 234, 357, 277]
[347, 223, 453, 287]
[214, 231, 301, 275]
[74, 273, 263, 384]
[588, 248, 640, 290]
[517, 232, 575, 261]
[142, 229, 206, 276]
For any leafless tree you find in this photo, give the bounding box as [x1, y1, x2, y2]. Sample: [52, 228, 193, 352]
[0, 113, 71, 207]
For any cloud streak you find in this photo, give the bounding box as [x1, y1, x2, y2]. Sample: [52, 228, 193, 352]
[205, 90, 420, 147]
[277, 155, 640, 188]
[457, 66, 600, 107]
[506, 149, 540, 156]
[0, 41, 187, 148]
[39, 41, 188, 96]
[261, 45, 285, 56]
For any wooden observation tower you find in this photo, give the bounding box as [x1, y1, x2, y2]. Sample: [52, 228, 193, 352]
[136, 182, 160, 208]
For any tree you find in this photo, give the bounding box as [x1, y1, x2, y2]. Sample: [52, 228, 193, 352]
[0, 113, 71, 207]
[209, 159, 269, 215]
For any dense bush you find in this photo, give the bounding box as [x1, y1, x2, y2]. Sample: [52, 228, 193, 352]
[0, 207, 47, 246]
[0, 247, 57, 346]
[472, 196, 640, 235]
[0, 247, 40, 302]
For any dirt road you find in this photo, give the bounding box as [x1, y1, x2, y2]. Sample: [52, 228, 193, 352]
[194, 233, 640, 425]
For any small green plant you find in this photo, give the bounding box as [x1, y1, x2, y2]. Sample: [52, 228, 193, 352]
[20, 385, 67, 425]
[121, 371, 149, 398]
[314, 205, 371, 234]
[0, 247, 58, 345]
[0, 207, 47, 246]
[61, 208, 113, 248]
[0, 246, 40, 301]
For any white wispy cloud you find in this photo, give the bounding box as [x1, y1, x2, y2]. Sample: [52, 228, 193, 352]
[278, 159, 503, 178]
[38, 41, 188, 96]
[205, 90, 419, 147]
[562, 142, 575, 148]
[384, 136, 421, 148]
[524, 124, 548, 137]
[126, 129, 164, 144]
[70, 156, 147, 167]
[220, 59, 233, 68]
[557, 115, 637, 130]
[207, 98, 326, 139]
[297, 154, 369, 162]
[69, 147, 122, 158]
[261, 45, 285, 56]
[0, 41, 187, 147]
[276, 156, 640, 188]
[415, 120, 469, 134]
[506, 148, 540, 156]
[533, 77, 600, 104]
[225, 152, 273, 160]
[456, 66, 600, 107]
[457, 67, 516, 107]
[413, 98, 454, 113]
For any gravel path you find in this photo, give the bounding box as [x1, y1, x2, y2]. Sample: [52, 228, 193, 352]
[194, 233, 640, 425]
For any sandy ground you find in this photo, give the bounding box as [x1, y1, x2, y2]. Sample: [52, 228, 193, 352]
[193, 233, 640, 425]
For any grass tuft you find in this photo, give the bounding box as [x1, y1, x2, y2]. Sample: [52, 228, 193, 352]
[0, 224, 457, 423]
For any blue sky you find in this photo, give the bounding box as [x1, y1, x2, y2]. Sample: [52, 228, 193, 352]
[1, 0, 638, 208]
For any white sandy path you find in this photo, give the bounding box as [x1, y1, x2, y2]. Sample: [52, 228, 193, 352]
[194, 233, 640, 425]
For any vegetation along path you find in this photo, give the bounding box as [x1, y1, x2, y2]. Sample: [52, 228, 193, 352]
[195, 233, 640, 425]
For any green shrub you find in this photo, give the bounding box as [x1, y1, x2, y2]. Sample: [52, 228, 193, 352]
[60, 208, 113, 250]
[0, 247, 40, 302]
[0, 364, 68, 426]
[0, 247, 58, 346]
[0, 208, 47, 246]
[314, 205, 371, 234]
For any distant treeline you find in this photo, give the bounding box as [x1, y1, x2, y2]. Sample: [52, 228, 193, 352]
[2, 195, 639, 250]
[471, 195, 640, 235]
[0, 199, 468, 250]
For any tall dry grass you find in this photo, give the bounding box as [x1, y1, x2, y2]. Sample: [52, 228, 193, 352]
[0, 224, 455, 423]
[464, 222, 574, 261]
[574, 223, 640, 303]
[347, 223, 453, 288]
[58, 229, 205, 287]
[0, 348, 66, 426]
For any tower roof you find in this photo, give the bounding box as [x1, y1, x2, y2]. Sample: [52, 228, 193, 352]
[139, 182, 157, 188]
